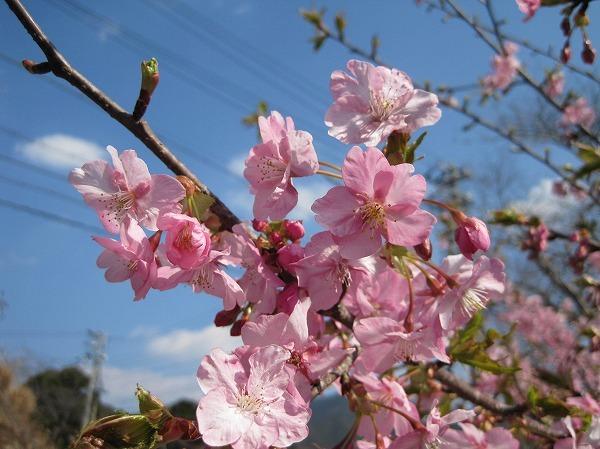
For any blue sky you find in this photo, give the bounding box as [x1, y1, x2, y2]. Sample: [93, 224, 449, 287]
[0, 0, 598, 409]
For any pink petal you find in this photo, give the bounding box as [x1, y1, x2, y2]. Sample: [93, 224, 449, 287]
[384, 209, 436, 247]
[342, 146, 389, 196]
[312, 186, 363, 236]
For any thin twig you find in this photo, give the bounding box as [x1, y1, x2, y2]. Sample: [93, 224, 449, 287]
[433, 367, 567, 440]
[4, 0, 240, 231]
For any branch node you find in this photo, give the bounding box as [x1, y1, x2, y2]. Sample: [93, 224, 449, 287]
[21, 59, 51, 75]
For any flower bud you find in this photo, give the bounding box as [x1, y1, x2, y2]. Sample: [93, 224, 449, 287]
[230, 318, 245, 336]
[269, 231, 284, 248]
[276, 283, 300, 315]
[414, 238, 432, 261]
[561, 43, 571, 63]
[283, 219, 305, 241]
[214, 306, 240, 327]
[252, 219, 268, 232]
[454, 216, 491, 260]
[560, 17, 571, 36]
[140, 58, 159, 96]
[582, 40, 596, 64]
[72, 414, 159, 449]
[277, 243, 305, 274]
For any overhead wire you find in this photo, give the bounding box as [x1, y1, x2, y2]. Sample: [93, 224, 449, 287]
[0, 196, 103, 234]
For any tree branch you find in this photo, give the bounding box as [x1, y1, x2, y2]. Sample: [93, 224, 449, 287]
[4, 0, 240, 231]
[433, 367, 567, 440]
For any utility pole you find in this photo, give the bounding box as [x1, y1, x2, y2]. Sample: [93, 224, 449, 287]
[81, 330, 107, 429]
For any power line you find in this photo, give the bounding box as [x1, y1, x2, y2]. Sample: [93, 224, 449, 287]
[0, 196, 102, 234]
[0, 153, 66, 182]
[0, 173, 82, 206]
[46, 0, 339, 160]
[146, 0, 328, 113]
[0, 52, 240, 178]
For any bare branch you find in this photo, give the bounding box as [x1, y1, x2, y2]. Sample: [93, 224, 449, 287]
[433, 367, 568, 440]
[4, 0, 240, 231]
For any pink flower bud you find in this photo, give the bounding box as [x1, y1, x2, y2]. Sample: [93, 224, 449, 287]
[157, 213, 211, 269]
[214, 306, 240, 327]
[414, 238, 432, 261]
[276, 283, 300, 315]
[277, 243, 305, 274]
[252, 219, 268, 232]
[269, 231, 284, 247]
[283, 219, 305, 241]
[454, 216, 491, 260]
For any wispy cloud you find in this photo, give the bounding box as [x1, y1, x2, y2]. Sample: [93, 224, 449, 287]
[227, 152, 247, 177]
[97, 22, 120, 42]
[511, 178, 587, 231]
[146, 326, 241, 363]
[17, 134, 104, 170]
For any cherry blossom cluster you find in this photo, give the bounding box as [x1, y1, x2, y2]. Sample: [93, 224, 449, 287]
[70, 59, 599, 449]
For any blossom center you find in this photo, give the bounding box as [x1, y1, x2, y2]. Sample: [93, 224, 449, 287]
[256, 156, 286, 184]
[329, 263, 352, 286]
[237, 393, 264, 414]
[191, 267, 213, 290]
[175, 224, 194, 250]
[425, 436, 443, 449]
[127, 259, 139, 273]
[461, 288, 488, 316]
[359, 201, 386, 230]
[370, 92, 398, 121]
[396, 337, 417, 361]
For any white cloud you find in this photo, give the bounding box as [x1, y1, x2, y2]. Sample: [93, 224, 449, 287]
[292, 179, 331, 220]
[101, 365, 199, 410]
[146, 326, 241, 362]
[511, 178, 587, 231]
[17, 133, 104, 170]
[227, 153, 247, 177]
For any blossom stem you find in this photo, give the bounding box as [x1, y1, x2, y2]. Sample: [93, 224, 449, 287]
[411, 256, 458, 288]
[403, 275, 415, 333]
[370, 401, 424, 431]
[316, 169, 343, 180]
[319, 160, 342, 172]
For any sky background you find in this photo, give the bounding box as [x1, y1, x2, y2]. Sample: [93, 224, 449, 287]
[0, 0, 598, 410]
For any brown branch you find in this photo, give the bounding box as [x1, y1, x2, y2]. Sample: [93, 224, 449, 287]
[444, 0, 600, 145]
[433, 367, 567, 440]
[315, 16, 600, 206]
[311, 349, 356, 398]
[4, 0, 240, 231]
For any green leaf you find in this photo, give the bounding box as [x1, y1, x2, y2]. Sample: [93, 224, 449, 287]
[403, 132, 427, 164]
[74, 414, 160, 449]
[537, 397, 571, 417]
[527, 386, 539, 408]
[187, 192, 214, 222]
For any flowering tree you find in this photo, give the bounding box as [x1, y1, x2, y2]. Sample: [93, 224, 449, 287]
[4, 0, 599, 449]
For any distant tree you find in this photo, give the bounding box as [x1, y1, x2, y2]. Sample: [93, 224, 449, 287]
[26, 366, 113, 449]
[0, 363, 56, 449]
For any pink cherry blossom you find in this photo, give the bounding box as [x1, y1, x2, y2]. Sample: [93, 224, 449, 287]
[454, 215, 491, 260]
[389, 402, 475, 449]
[325, 59, 441, 146]
[345, 266, 408, 320]
[544, 71, 565, 99]
[554, 416, 600, 449]
[196, 345, 311, 449]
[437, 255, 506, 330]
[219, 224, 284, 314]
[92, 217, 157, 301]
[157, 213, 211, 269]
[242, 298, 351, 401]
[154, 250, 245, 310]
[354, 316, 449, 372]
[560, 98, 597, 130]
[312, 147, 436, 259]
[69, 145, 185, 233]
[483, 42, 521, 93]
[355, 373, 419, 442]
[244, 111, 318, 220]
[444, 423, 520, 449]
[516, 0, 541, 21]
[292, 231, 377, 311]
